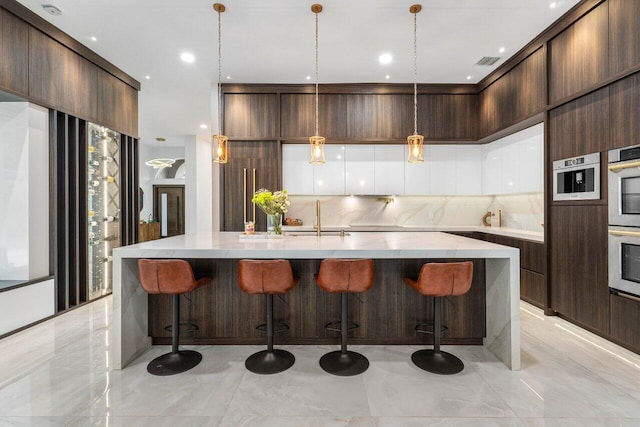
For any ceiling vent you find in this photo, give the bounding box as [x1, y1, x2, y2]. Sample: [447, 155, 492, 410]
[476, 56, 501, 66]
[41, 4, 62, 16]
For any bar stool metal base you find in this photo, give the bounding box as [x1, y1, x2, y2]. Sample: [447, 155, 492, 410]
[320, 350, 369, 376]
[245, 349, 295, 375]
[147, 350, 202, 376]
[411, 349, 464, 375]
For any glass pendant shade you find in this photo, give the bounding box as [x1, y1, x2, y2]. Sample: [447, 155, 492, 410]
[309, 135, 326, 164]
[407, 134, 424, 163]
[212, 134, 228, 163]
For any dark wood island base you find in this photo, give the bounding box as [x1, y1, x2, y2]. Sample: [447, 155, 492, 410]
[148, 258, 486, 346]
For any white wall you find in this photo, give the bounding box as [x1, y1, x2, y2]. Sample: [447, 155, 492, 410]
[185, 135, 212, 233]
[0, 279, 55, 335]
[0, 103, 49, 280]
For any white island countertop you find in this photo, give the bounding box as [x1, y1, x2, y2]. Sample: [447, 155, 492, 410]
[113, 232, 520, 371]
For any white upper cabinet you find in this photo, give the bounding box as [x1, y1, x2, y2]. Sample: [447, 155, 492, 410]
[374, 145, 405, 195]
[429, 145, 457, 195]
[404, 145, 431, 195]
[482, 123, 544, 195]
[315, 145, 346, 195]
[282, 144, 314, 195]
[345, 145, 375, 195]
[455, 145, 483, 195]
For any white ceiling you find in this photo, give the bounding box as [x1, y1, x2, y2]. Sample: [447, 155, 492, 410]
[17, 0, 579, 145]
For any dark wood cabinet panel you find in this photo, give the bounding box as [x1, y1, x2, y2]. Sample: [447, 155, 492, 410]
[280, 94, 348, 139]
[550, 205, 609, 334]
[478, 48, 545, 138]
[549, 2, 609, 103]
[28, 27, 98, 121]
[610, 292, 640, 353]
[520, 240, 546, 274]
[609, 0, 640, 76]
[97, 69, 138, 136]
[0, 9, 28, 96]
[521, 269, 545, 308]
[347, 94, 412, 140]
[610, 73, 640, 150]
[224, 94, 278, 138]
[549, 87, 610, 161]
[222, 141, 279, 231]
[419, 94, 478, 141]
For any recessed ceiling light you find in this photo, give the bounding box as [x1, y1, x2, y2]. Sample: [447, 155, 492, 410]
[499, 47, 505, 53]
[226, 76, 231, 79]
[385, 75, 390, 80]
[549, 2, 557, 8]
[90, 36, 97, 42]
[378, 53, 393, 65]
[306, 75, 311, 80]
[145, 75, 150, 80]
[200, 124, 208, 129]
[466, 75, 472, 80]
[42, 4, 62, 15]
[180, 52, 195, 63]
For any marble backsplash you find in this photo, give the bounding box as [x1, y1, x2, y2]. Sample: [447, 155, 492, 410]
[286, 193, 544, 233]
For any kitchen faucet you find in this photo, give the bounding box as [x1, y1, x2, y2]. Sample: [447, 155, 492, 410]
[315, 200, 321, 237]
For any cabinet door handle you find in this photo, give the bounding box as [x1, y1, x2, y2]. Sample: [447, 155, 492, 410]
[243, 168, 247, 223]
[609, 229, 640, 237]
[252, 168, 257, 222]
[615, 292, 640, 303]
[609, 161, 640, 172]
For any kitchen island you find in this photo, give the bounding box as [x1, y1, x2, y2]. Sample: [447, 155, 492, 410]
[112, 232, 520, 370]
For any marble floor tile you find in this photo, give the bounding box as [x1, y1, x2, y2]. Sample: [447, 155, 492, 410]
[1, 297, 640, 425]
[224, 345, 371, 417]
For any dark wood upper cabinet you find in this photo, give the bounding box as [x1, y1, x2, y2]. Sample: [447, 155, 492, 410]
[549, 86, 610, 161]
[550, 205, 609, 334]
[97, 69, 139, 136]
[419, 94, 477, 141]
[346, 94, 412, 140]
[224, 94, 278, 139]
[608, 0, 640, 76]
[478, 48, 545, 138]
[28, 27, 98, 122]
[610, 73, 640, 150]
[0, 9, 28, 96]
[280, 93, 348, 139]
[549, 2, 609, 103]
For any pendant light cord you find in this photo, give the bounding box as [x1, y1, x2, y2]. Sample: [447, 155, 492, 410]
[413, 10, 418, 136]
[217, 8, 222, 136]
[315, 11, 319, 137]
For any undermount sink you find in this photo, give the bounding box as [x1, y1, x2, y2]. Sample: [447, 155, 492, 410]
[285, 231, 350, 237]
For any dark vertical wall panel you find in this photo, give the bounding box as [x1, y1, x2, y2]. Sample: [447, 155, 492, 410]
[0, 9, 29, 96]
[608, 0, 640, 76]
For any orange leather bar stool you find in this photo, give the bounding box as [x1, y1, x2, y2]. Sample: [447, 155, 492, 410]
[238, 259, 299, 374]
[138, 259, 210, 376]
[315, 258, 374, 376]
[403, 261, 473, 375]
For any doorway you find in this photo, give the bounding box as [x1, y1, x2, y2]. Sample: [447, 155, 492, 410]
[153, 185, 185, 237]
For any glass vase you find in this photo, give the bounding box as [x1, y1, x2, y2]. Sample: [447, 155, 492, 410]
[266, 214, 283, 235]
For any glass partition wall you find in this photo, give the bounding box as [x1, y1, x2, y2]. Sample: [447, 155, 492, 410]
[87, 123, 120, 300]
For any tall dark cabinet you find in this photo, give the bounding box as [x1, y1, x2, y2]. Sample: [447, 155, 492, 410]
[223, 141, 280, 232]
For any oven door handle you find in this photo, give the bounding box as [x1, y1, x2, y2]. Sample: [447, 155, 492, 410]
[609, 229, 640, 237]
[608, 161, 640, 172]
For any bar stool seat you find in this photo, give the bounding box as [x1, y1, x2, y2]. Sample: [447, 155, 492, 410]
[138, 259, 210, 376]
[315, 258, 374, 376]
[403, 261, 473, 375]
[238, 259, 299, 374]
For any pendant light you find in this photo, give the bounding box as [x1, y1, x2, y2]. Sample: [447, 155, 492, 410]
[212, 3, 228, 163]
[309, 4, 325, 164]
[407, 4, 424, 163]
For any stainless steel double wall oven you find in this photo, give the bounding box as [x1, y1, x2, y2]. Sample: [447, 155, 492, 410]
[608, 144, 640, 298]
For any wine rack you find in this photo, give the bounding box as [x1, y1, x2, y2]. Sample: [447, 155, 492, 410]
[87, 123, 121, 300]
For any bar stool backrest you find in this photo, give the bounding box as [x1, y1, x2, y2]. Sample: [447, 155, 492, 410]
[138, 259, 202, 295]
[414, 261, 473, 297]
[316, 258, 375, 293]
[238, 259, 297, 294]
